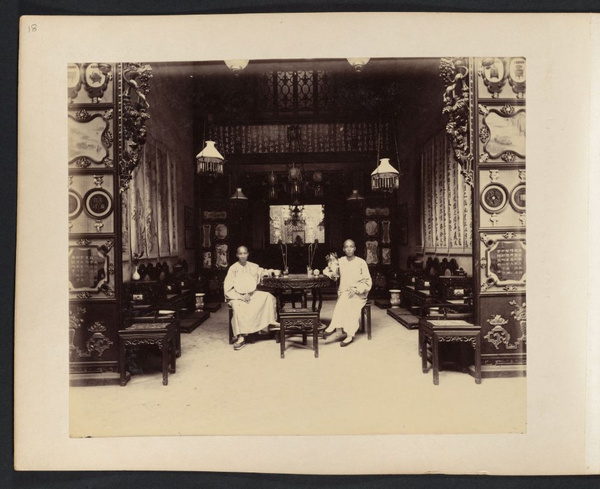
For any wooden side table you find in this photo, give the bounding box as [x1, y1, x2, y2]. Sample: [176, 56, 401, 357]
[119, 319, 177, 386]
[419, 319, 482, 385]
[279, 308, 320, 359]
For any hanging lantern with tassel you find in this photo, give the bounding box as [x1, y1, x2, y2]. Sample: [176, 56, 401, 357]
[371, 158, 400, 193]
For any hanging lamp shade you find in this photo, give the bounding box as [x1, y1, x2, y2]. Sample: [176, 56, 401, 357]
[196, 141, 225, 175]
[224, 59, 249, 73]
[347, 57, 370, 72]
[371, 158, 400, 192]
[346, 189, 365, 201]
[230, 188, 248, 200]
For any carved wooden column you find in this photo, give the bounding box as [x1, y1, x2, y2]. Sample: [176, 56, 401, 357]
[442, 57, 526, 378]
[68, 62, 152, 385]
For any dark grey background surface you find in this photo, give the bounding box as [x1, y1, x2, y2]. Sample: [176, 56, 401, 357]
[4, 0, 600, 488]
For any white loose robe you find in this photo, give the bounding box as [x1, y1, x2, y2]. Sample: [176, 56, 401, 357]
[328, 256, 372, 336]
[224, 261, 277, 336]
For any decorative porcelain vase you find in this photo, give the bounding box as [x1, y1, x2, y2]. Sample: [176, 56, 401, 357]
[389, 289, 401, 308]
[195, 293, 205, 312]
[132, 265, 141, 281]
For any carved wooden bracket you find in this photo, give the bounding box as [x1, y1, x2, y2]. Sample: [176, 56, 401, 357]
[440, 57, 474, 186]
[120, 63, 153, 193]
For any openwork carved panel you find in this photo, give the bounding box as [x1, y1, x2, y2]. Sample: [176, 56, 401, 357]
[119, 62, 152, 193]
[440, 57, 474, 184]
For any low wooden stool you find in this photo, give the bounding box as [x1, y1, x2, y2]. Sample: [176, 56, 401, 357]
[359, 300, 373, 339]
[279, 308, 320, 358]
[419, 318, 482, 385]
[119, 318, 177, 386]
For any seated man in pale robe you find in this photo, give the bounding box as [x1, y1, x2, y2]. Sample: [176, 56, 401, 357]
[224, 246, 278, 350]
[323, 239, 372, 347]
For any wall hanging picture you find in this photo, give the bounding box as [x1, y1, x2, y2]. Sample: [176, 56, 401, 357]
[142, 142, 159, 259]
[203, 210, 227, 220]
[167, 152, 179, 255]
[365, 220, 379, 237]
[121, 189, 130, 260]
[381, 247, 391, 265]
[203, 252, 212, 269]
[202, 224, 211, 248]
[185, 228, 195, 250]
[156, 147, 171, 257]
[215, 223, 228, 240]
[381, 220, 391, 244]
[129, 164, 147, 260]
[365, 240, 379, 265]
[215, 244, 229, 269]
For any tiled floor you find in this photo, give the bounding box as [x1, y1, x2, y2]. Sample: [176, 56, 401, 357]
[70, 302, 526, 437]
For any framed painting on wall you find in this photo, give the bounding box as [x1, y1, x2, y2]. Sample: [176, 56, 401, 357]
[184, 228, 195, 250]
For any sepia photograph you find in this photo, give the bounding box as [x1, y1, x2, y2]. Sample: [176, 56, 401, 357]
[66, 56, 526, 437]
[15, 12, 596, 474]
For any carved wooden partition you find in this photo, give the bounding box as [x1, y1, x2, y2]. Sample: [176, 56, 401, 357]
[68, 63, 151, 385]
[442, 57, 526, 377]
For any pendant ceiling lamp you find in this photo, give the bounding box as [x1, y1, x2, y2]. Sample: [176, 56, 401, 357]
[230, 187, 248, 200]
[224, 59, 249, 74]
[196, 140, 225, 176]
[347, 57, 370, 72]
[346, 189, 365, 201]
[371, 158, 400, 193]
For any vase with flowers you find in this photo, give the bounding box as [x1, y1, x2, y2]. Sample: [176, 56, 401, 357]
[131, 251, 144, 281]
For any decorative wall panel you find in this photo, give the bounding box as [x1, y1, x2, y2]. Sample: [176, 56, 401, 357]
[68, 62, 115, 104]
[478, 103, 526, 163]
[477, 57, 526, 101]
[68, 237, 116, 300]
[68, 108, 114, 169]
[479, 295, 526, 364]
[69, 303, 118, 365]
[478, 169, 526, 228]
[479, 231, 526, 294]
[69, 174, 115, 234]
[473, 57, 526, 374]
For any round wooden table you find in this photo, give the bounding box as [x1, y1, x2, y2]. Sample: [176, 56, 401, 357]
[259, 274, 335, 312]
